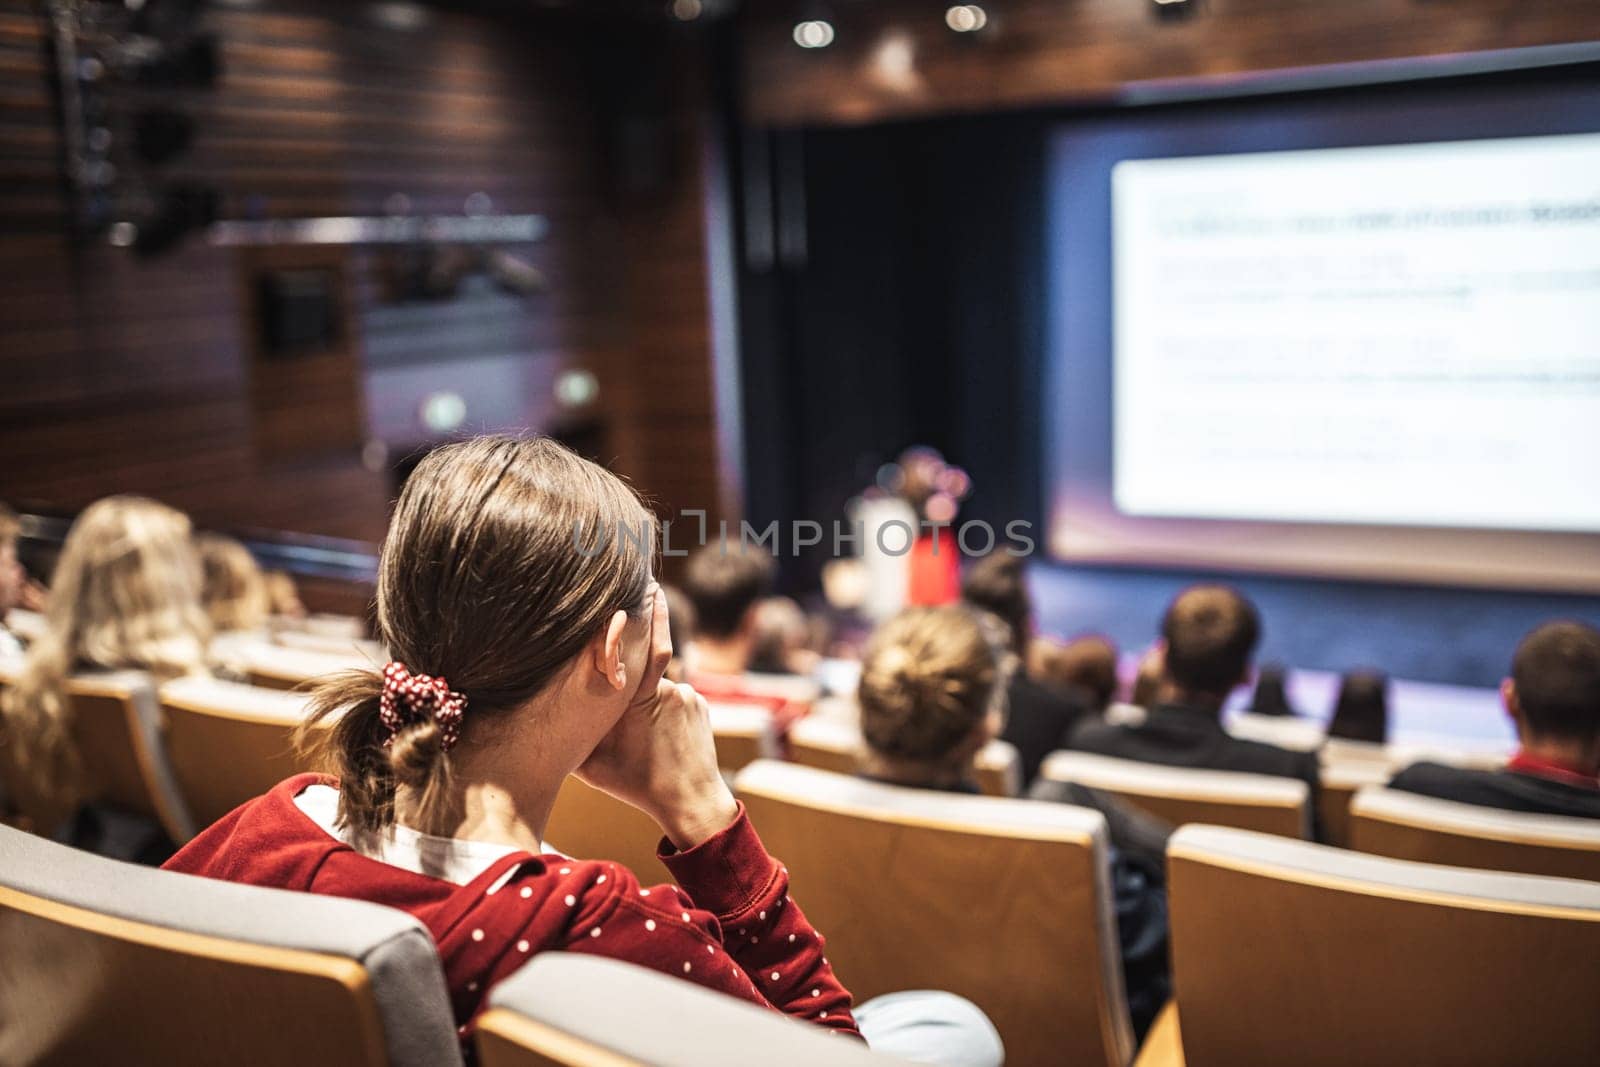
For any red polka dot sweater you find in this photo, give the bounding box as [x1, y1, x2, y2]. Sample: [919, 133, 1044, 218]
[164, 774, 860, 1043]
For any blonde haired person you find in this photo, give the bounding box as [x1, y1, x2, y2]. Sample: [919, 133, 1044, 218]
[0, 503, 27, 657]
[164, 436, 998, 1066]
[196, 532, 270, 634]
[1, 496, 208, 856]
[262, 570, 307, 620]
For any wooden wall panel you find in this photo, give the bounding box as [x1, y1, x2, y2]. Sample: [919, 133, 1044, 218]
[740, 0, 1600, 126]
[0, 0, 729, 550]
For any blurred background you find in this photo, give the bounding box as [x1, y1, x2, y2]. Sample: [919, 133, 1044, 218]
[2, 0, 1598, 684]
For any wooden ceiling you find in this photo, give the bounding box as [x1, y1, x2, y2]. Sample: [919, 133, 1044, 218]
[735, 0, 1600, 125]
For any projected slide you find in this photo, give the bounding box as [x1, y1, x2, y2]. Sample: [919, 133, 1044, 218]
[1112, 132, 1600, 533]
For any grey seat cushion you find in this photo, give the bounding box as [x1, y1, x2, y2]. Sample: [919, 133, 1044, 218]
[489, 953, 912, 1066]
[0, 824, 461, 1067]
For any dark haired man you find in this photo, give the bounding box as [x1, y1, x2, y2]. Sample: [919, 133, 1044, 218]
[960, 553, 1090, 788]
[1067, 585, 1321, 826]
[1388, 621, 1600, 818]
[683, 546, 815, 729]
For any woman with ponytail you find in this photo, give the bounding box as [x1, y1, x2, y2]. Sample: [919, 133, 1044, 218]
[165, 437, 999, 1063]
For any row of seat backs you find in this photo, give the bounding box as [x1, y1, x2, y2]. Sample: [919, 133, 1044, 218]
[6, 660, 1589, 882]
[0, 662, 198, 842]
[0, 820, 460, 1067]
[0, 822, 909, 1067]
[786, 714, 1022, 798]
[0, 665, 312, 841]
[8, 802, 1598, 1067]
[1036, 748, 1600, 880]
[0, 665, 780, 850]
[1144, 825, 1600, 1067]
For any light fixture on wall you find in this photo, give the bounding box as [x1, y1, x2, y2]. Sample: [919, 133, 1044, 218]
[1150, 0, 1200, 22]
[945, 4, 988, 33]
[793, 18, 835, 49]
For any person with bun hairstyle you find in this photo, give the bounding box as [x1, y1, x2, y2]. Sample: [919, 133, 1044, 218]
[861, 604, 1173, 1040]
[858, 606, 1005, 794]
[165, 436, 996, 1063]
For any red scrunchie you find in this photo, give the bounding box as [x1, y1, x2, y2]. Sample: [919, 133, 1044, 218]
[379, 661, 468, 752]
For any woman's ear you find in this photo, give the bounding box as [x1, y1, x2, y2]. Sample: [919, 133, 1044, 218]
[594, 609, 631, 691]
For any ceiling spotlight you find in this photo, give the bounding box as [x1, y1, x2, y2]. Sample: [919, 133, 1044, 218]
[669, 0, 703, 20]
[945, 4, 987, 32]
[1150, 0, 1200, 22]
[793, 19, 835, 49]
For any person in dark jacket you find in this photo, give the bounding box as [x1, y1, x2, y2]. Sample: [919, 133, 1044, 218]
[1389, 620, 1600, 819]
[960, 553, 1089, 788]
[1067, 585, 1323, 836]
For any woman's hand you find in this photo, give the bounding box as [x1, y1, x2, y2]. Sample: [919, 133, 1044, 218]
[577, 586, 739, 851]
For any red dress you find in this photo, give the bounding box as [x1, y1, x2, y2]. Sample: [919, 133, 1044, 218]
[164, 774, 860, 1042]
[908, 528, 961, 606]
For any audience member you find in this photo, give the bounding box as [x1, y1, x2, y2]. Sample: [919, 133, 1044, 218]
[263, 569, 307, 621]
[1067, 585, 1323, 834]
[857, 606, 1003, 794]
[166, 439, 854, 1042]
[1033, 635, 1120, 714]
[0, 496, 208, 859]
[1129, 645, 1163, 709]
[661, 583, 695, 683]
[163, 437, 994, 1064]
[749, 596, 820, 677]
[1388, 621, 1600, 818]
[1327, 669, 1389, 745]
[1248, 662, 1295, 717]
[196, 533, 270, 635]
[0, 503, 25, 657]
[683, 546, 815, 729]
[858, 604, 1171, 1039]
[960, 553, 1089, 788]
[683, 545, 776, 672]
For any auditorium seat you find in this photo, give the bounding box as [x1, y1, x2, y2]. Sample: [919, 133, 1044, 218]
[1038, 751, 1309, 838]
[0, 665, 194, 843]
[787, 716, 1023, 797]
[160, 676, 319, 831]
[0, 822, 461, 1066]
[1349, 786, 1600, 882]
[476, 953, 908, 1067]
[296, 612, 371, 641]
[733, 759, 1133, 1067]
[1158, 824, 1600, 1066]
[1314, 760, 1392, 848]
[268, 629, 384, 660]
[241, 643, 372, 691]
[1224, 712, 1324, 752]
[541, 775, 669, 880]
[707, 702, 779, 772]
[541, 707, 783, 877]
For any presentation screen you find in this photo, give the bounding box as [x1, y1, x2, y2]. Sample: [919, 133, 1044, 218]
[1045, 81, 1600, 592]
